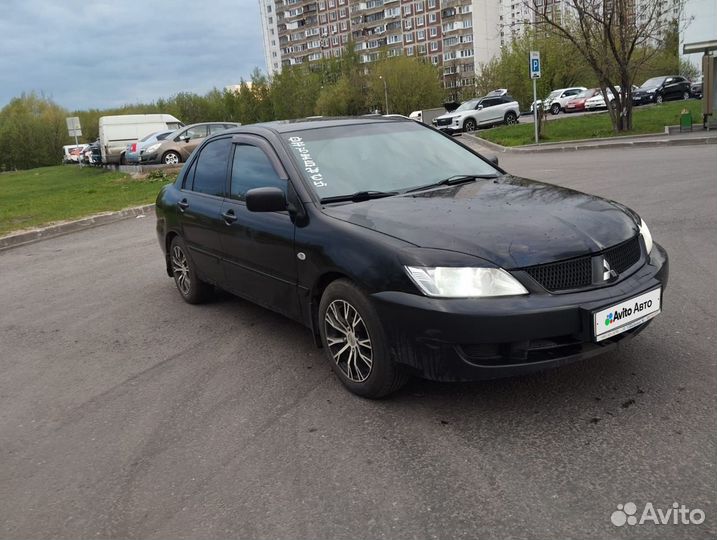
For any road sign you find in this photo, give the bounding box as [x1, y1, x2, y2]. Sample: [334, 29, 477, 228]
[66, 117, 82, 137]
[529, 51, 541, 79]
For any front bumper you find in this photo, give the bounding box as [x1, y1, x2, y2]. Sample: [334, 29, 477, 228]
[371, 243, 668, 381]
[139, 151, 160, 164]
[434, 123, 461, 134]
[632, 94, 655, 105]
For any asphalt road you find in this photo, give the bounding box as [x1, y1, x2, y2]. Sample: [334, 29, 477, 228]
[1, 145, 715, 539]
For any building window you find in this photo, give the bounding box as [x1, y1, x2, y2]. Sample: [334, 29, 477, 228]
[430, 40, 438, 51]
[403, 4, 411, 15]
[428, 12, 437, 22]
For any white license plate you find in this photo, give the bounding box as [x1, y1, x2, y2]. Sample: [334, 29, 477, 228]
[593, 287, 661, 342]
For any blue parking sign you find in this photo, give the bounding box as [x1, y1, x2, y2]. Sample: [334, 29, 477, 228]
[529, 51, 541, 79]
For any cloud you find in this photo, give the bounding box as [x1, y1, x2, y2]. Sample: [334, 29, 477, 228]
[0, 0, 265, 110]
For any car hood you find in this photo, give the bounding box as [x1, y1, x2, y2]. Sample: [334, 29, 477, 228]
[321, 176, 639, 269]
[435, 112, 462, 120]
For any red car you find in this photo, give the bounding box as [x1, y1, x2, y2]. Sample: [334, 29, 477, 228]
[565, 88, 600, 113]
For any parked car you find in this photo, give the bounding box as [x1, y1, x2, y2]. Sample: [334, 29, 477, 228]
[632, 76, 691, 105]
[81, 141, 101, 165]
[140, 122, 241, 165]
[432, 94, 520, 133]
[99, 114, 184, 165]
[564, 88, 601, 113]
[409, 108, 449, 125]
[691, 76, 703, 99]
[584, 86, 640, 110]
[62, 144, 85, 164]
[125, 130, 174, 164]
[155, 117, 668, 398]
[543, 87, 588, 115]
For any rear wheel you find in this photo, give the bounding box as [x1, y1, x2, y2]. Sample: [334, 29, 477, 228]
[163, 151, 181, 165]
[504, 111, 518, 125]
[169, 236, 211, 304]
[319, 279, 407, 398]
[463, 118, 477, 133]
[550, 103, 561, 115]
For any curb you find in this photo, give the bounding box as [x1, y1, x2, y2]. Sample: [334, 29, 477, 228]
[465, 131, 717, 154]
[0, 204, 154, 252]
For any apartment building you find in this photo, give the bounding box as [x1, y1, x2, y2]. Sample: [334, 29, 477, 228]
[259, 0, 505, 99]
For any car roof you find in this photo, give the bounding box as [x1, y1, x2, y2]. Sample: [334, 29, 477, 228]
[223, 116, 412, 135]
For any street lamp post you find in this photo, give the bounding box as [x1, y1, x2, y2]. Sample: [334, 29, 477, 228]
[379, 75, 389, 115]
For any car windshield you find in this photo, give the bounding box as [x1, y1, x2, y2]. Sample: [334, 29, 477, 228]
[547, 90, 561, 99]
[640, 77, 664, 89]
[139, 131, 160, 143]
[156, 131, 172, 141]
[283, 121, 499, 200]
[454, 99, 479, 112]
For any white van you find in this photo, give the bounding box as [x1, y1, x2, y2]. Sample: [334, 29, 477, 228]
[99, 114, 183, 164]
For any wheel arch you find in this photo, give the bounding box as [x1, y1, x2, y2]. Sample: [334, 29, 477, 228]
[164, 230, 179, 276]
[309, 271, 351, 347]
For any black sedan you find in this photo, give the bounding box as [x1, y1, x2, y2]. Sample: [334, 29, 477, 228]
[155, 118, 668, 398]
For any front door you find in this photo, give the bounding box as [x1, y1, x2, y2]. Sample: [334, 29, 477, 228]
[177, 124, 209, 161]
[217, 137, 300, 320]
[177, 136, 232, 285]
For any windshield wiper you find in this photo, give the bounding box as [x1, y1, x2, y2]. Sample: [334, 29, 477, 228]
[405, 173, 498, 193]
[320, 190, 399, 204]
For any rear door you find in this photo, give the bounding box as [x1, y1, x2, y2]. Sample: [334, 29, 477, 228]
[177, 136, 232, 286]
[217, 135, 300, 320]
[477, 98, 502, 124]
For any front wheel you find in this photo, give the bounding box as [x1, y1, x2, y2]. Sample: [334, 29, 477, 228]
[655, 94, 664, 104]
[163, 151, 181, 165]
[463, 118, 477, 133]
[550, 103, 561, 115]
[319, 279, 407, 398]
[682, 91, 690, 100]
[504, 111, 518, 125]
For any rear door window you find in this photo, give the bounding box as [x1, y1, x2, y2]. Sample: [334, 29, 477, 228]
[190, 138, 232, 196]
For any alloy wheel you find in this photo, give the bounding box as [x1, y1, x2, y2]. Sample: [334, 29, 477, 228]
[464, 120, 476, 133]
[171, 245, 191, 296]
[324, 299, 373, 382]
[683, 91, 689, 100]
[656, 95, 663, 104]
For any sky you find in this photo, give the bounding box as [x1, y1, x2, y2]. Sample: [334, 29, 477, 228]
[0, 0, 265, 111]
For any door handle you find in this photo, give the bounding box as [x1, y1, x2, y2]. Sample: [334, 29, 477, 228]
[222, 209, 237, 224]
[177, 199, 189, 211]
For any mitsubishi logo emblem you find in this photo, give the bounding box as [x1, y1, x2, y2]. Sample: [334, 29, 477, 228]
[603, 259, 618, 282]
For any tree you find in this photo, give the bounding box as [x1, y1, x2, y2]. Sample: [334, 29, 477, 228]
[526, 0, 686, 132]
[0, 93, 68, 170]
[476, 28, 597, 109]
[368, 55, 444, 115]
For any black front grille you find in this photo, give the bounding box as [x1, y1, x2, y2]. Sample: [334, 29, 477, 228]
[525, 256, 593, 291]
[436, 118, 452, 126]
[523, 235, 642, 292]
[604, 235, 641, 274]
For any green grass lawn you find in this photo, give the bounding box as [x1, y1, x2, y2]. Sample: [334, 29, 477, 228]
[479, 100, 703, 147]
[0, 166, 172, 236]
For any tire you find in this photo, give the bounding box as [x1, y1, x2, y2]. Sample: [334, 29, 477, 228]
[463, 118, 477, 133]
[504, 111, 518, 125]
[163, 151, 181, 165]
[119, 153, 126, 165]
[550, 103, 561, 115]
[655, 94, 664, 104]
[169, 236, 211, 304]
[682, 91, 690, 100]
[319, 279, 407, 398]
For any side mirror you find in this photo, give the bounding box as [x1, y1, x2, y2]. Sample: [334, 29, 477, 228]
[180, 135, 191, 142]
[487, 154, 499, 166]
[476, 105, 483, 110]
[246, 187, 287, 213]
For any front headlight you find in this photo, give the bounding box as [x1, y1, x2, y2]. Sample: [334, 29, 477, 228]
[639, 218, 653, 254]
[405, 266, 528, 298]
[145, 143, 161, 154]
